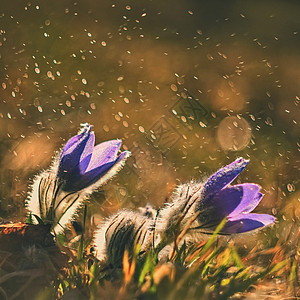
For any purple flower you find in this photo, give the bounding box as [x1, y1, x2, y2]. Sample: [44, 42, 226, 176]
[27, 124, 130, 233]
[58, 123, 130, 191]
[196, 157, 275, 234]
[27, 123, 130, 232]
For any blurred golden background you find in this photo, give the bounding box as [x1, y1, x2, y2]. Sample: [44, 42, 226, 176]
[0, 0, 298, 249]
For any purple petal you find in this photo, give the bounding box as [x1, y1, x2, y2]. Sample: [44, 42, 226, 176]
[61, 124, 92, 157]
[228, 184, 261, 218]
[223, 213, 275, 234]
[238, 192, 263, 215]
[202, 157, 249, 197]
[202, 184, 260, 220]
[102, 150, 130, 179]
[61, 133, 83, 156]
[58, 131, 93, 176]
[85, 139, 122, 172]
[77, 132, 95, 174]
[72, 150, 130, 191]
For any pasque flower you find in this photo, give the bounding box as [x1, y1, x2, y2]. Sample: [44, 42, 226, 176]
[157, 157, 275, 243]
[27, 123, 130, 232]
[58, 123, 129, 191]
[195, 157, 275, 233]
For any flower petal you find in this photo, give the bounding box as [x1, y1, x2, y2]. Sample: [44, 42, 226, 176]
[58, 131, 93, 177]
[223, 213, 275, 234]
[238, 192, 263, 215]
[201, 183, 260, 221]
[202, 157, 249, 197]
[60, 124, 92, 157]
[85, 139, 122, 172]
[228, 184, 261, 218]
[77, 132, 95, 174]
[61, 133, 83, 156]
[73, 150, 130, 191]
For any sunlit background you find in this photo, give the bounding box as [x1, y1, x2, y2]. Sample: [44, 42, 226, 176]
[0, 1, 299, 253]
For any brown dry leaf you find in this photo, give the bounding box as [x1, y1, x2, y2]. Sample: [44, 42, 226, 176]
[153, 263, 175, 285]
[122, 249, 135, 285]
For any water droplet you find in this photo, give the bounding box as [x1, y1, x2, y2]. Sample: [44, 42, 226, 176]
[170, 84, 177, 92]
[287, 183, 295, 192]
[47, 71, 53, 79]
[181, 116, 187, 123]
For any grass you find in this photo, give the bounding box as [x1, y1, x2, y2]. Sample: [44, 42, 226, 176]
[52, 216, 299, 299]
[0, 208, 299, 300]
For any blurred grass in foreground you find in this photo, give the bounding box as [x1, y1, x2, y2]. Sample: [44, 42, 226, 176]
[1, 204, 298, 300]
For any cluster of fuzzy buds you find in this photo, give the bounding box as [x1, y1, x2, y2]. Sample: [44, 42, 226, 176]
[26, 124, 275, 265]
[94, 208, 157, 266]
[95, 158, 275, 265]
